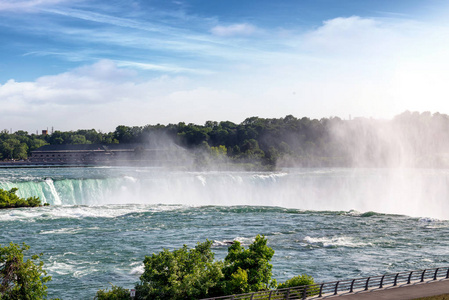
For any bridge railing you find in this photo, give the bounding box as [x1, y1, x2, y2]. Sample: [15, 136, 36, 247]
[201, 266, 449, 300]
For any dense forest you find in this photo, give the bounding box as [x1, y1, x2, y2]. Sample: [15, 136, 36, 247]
[2, 111, 449, 168]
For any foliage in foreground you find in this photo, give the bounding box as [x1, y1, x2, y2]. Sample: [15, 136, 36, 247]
[135, 240, 223, 299]
[277, 274, 315, 289]
[277, 274, 318, 297]
[0, 188, 47, 209]
[97, 235, 315, 300]
[0, 242, 52, 300]
[94, 285, 131, 300]
[221, 235, 276, 295]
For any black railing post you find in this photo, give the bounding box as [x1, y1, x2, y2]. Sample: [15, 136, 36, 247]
[421, 269, 426, 282]
[434, 268, 440, 280]
[394, 273, 399, 286]
[285, 288, 290, 300]
[319, 283, 324, 297]
[365, 277, 370, 291]
[268, 290, 272, 300]
[380, 275, 386, 288]
[302, 286, 308, 300]
[446, 268, 449, 279]
[407, 271, 413, 284]
[334, 281, 340, 295]
[349, 279, 356, 293]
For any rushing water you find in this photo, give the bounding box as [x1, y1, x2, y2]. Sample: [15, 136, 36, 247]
[1, 167, 449, 299]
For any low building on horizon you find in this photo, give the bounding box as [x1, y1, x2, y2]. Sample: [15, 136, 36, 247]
[29, 143, 189, 166]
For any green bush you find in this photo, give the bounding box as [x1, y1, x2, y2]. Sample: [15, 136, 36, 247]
[221, 235, 276, 295]
[95, 284, 131, 300]
[223, 267, 249, 295]
[0, 242, 52, 300]
[101, 236, 316, 300]
[278, 274, 315, 289]
[278, 274, 319, 297]
[0, 188, 44, 209]
[135, 240, 223, 300]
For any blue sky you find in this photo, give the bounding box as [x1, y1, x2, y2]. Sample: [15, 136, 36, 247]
[1, 0, 449, 132]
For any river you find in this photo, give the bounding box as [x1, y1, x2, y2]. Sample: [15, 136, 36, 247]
[1, 167, 448, 299]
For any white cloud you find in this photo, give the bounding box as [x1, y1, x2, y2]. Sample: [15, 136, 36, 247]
[0, 0, 70, 11]
[3, 15, 449, 133]
[115, 60, 212, 75]
[210, 23, 257, 37]
[0, 60, 244, 132]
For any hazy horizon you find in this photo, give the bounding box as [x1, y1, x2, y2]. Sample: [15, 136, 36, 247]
[2, 0, 449, 132]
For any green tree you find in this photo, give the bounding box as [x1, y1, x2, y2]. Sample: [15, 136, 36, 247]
[136, 240, 223, 300]
[114, 126, 134, 143]
[100, 236, 317, 299]
[210, 145, 228, 162]
[28, 139, 48, 152]
[0, 138, 27, 160]
[221, 235, 276, 295]
[69, 135, 89, 145]
[0, 242, 52, 300]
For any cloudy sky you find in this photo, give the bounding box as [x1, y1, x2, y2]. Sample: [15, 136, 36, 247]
[1, 0, 449, 132]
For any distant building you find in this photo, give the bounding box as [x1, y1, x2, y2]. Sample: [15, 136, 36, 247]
[29, 143, 189, 166]
[42, 130, 48, 135]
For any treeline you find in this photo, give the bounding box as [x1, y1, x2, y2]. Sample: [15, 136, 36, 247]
[3, 111, 449, 167]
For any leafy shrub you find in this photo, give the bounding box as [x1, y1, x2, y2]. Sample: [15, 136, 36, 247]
[223, 267, 249, 295]
[278, 274, 315, 289]
[102, 235, 315, 300]
[0, 242, 52, 300]
[95, 284, 131, 300]
[0, 188, 43, 208]
[136, 240, 223, 300]
[221, 235, 276, 295]
[278, 274, 319, 297]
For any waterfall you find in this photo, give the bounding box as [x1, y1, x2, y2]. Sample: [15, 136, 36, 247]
[0, 167, 448, 218]
[45, 178, 62, 205]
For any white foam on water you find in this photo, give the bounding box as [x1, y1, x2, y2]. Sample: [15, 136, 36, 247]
[46, 261, 76, 275]
[40, 227, 83, 235]
[196, 175, 207, 186]
[344, 210, 362, 216]
[0, 204, 189, 221]
[45, 178, 62, 205]
[418, 217, 449, 228]
[212, 236, 256, 247]
[129, 262, 144, 275]
[73, 269, 93, 278]
[123, 176, 138, 183]
[253, 173, 288, 181]
[228, 174, 243, 184]
[304, 236, 370, 248]
[212, 240, 236, 247]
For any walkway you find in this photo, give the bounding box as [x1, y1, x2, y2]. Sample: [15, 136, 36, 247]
[330, 279, 449, 299]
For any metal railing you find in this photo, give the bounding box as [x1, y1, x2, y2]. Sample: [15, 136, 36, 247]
[201, 266, 449, 300]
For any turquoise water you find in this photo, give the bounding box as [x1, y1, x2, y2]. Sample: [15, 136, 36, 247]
[1, 167, 449, 299]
